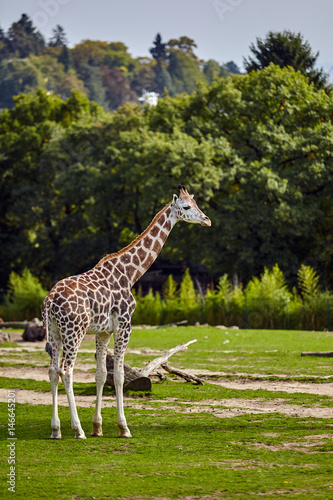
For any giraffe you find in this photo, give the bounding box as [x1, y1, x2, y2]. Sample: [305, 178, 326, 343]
[42, 184, 211, 439]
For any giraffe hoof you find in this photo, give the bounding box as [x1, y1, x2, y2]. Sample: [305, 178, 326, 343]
[50, 432, 61, 439]
[90, 431, 103, 437]
[119, 430, 132, 438]
[91, 422, 103, 436]
[75, 432, 86, 439]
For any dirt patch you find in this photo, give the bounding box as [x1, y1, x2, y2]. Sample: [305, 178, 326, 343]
[0, 365, 95, 383]
[242, 434, 333, 453]
[2, 363, 333, 398]
[1, 388, 333, 420]
[207, 378, 333, 397]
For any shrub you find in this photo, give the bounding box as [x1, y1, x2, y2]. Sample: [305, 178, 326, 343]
[0, 268, 48, 321]
[245, 264, 291, 329]
[295, 265, 329, 330]
[132, 288, 162, 325]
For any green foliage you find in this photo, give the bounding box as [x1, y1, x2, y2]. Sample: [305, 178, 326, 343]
[298, 264, 320, 299]
[5, 14, 45, 58]
[149, 33, 167, 62]
[0, 89, 105, 286]
[132, 266, 332, 330]
[244, 30, 327, 88]
[179, 268, 196, 307]
[245, 264, 291, 328]
[1, 17, 236, 111]
[296, 265, 327, 330]
[132, 288, 162, 325]
[162, 274, 178, 301]
[168, 50, 207, 94]
[0, 268, 48, 320]
[3, 34, 333, 305]
[0, 59, 45, 108]
[205, 274, 244, 327]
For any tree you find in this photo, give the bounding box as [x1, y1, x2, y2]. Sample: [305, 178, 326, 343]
[243, 30, 327, 89]
[71, 40, 109, 71]
[167, 36, 198, 60]
[179, 268, 196, 308]
[224, 61, 241, 74]
[0, 25, 10, 60]
[49, 25, 68, 47]
[103, 68, 137, 109]
[48, 25, 71, 72]
[0, 89, 104, 286]
[203, 59, 221, 83]
[58, 45, 71, 72]
[149, 33, 167, 63]
[154, 66, 174, 95]
[147, 64, 333, 283]
[168, 50, 207, 94]
[6, 14, 45, 57]
[130, 58, 156, 95]
[0, 59, 44, 108]
[4, 60, 333, 290]
[104, 43, 135, 73]
[162, 275, 178, 301]
[79, 63, 108, 108]
[150, 34, 171, 96]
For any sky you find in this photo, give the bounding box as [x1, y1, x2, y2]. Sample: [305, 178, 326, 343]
[1, 0, 333, 74]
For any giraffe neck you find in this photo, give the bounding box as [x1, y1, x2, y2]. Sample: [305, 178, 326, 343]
[97, 203, 177, 287]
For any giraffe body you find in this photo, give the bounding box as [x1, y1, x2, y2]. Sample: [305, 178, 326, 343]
[43, 185, 211, 439]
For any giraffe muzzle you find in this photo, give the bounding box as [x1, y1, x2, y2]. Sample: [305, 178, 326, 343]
[201, 217, 211, 227]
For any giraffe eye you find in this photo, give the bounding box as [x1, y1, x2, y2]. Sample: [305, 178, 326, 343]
[183, 206, 191, 210]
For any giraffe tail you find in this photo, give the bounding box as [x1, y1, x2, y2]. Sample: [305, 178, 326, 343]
[43, 299, 53, 358]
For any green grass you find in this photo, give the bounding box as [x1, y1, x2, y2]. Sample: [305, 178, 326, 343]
[2, 327, 333, 377]
[1, 327, 333, 499]
[1, 398, 333, 500]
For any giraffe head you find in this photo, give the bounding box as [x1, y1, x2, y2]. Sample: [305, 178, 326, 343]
[171, 184, 211, 226]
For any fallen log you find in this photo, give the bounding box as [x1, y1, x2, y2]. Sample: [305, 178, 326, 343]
[161, 363, 204, 385]
[301, 351, 333, 357]
[105, 351, 152, 391]
[0, 321, 29, 329]
[140, 339, 197, 377]
[105, 339, 202, 390]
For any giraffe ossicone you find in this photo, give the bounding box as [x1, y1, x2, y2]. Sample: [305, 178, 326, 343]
[43, 185, 211, 439]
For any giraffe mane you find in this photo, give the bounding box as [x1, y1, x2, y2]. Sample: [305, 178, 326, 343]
[95, 201, 172, 266]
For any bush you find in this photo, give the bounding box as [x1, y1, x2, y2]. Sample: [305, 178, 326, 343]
[244, 264, 291, 329]
[2, 265, 331, 329]
[131, 265, 333, 330]
[205, 274, 244, 326]
[0, 268, 48, 321]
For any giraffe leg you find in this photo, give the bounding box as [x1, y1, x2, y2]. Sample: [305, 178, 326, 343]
[48, 328, 62, 439]
[91, 332, 111, 437]
[49, 367, 61, 439]
[60, 346, 86, 439]
[114, 322, 132, 438]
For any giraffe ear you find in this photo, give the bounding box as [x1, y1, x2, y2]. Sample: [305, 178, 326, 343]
[190, 194, 194, 199]
[172, 194, 178, 205]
